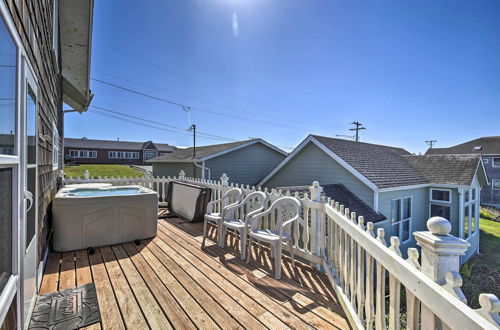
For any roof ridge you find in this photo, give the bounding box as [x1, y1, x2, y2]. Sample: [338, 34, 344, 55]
[311, 134, 410, 152]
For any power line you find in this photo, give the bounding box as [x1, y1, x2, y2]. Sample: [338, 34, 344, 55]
[91, 69, 344, 130]
[91, 78, 313, 131]
[90, 105, 236, 141]
[349, 121, 366, 142]
[425, 140, 437, 148]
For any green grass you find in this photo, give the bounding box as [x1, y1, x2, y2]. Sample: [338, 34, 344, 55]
[64, 165, 144, 178]
[461, 216, 500, 308]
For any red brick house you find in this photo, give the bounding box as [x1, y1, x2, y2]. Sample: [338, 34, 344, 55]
[64, 137, 175, 165]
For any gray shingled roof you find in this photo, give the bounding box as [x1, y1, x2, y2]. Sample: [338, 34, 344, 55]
[403, 154, 482, 186]
[425, 136, 500, 155]
[148, 139, 256, 162]
[65, 137, 174, 151]
[312, 135, 428, 188]
[276, 183, 386, 223]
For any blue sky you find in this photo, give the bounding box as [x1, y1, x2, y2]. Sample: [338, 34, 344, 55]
[64, 0, 500, 154]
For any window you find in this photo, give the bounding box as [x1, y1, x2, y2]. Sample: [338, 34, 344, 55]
[463, 205, 469, 239]
[430, 189, 451, 203]
[108, 151, 138, 159]
[471, 204, 477, 234]
[492, 179, 500, 190]
[144, 150, 158, 160]
[0, 16, 17, 156]
[473, 146, 482, 151]
[52, 122, 59, 170]
[493, 157, 500, 168]
[69, 150, 97, 158]
[390, 197, 412, 242]
[430, 204, 451, 220]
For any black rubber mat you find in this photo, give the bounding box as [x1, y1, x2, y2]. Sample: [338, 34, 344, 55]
[29, 283, 100, 329]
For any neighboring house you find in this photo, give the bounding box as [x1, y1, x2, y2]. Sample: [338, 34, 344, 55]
[259, 135, 488, 262]
[425, 136, 500, 208]
[148, 139, 287, 186]
[64, 137, 175, 165]
[0, 1, 94, 329]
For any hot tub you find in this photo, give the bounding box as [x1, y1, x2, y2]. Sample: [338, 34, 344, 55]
[52, 185, 158, 252]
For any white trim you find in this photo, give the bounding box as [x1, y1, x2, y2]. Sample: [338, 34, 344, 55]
[258, 135, 378, 190]
[373, 191, 379, 212]
[429, 188, 452, 204]
[379, 183, 469, 193]
[0, 275, 18, 327]
[390, 196, 413, 243]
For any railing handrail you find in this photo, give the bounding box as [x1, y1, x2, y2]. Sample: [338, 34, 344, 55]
[325, 203, 497, 329]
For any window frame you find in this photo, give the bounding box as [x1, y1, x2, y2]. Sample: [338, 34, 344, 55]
[492, 156, 500, 168]
[429, 203, 451, 220]
[69, 150, 97, 158]
[429, 188, 452, 204]
[492, 179, 500, 190]
[390, 196, 412, 243]
[52, 122, 59, 171]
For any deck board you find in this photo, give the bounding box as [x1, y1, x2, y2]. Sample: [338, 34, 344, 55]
[40, 215, 350, 329]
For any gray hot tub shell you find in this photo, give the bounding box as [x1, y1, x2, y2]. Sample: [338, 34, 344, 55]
[52, 185, 158, 252]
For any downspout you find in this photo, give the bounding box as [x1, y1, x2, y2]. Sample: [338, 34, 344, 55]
[193, 160, 210, 180]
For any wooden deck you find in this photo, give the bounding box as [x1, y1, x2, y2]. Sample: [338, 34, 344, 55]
[39, 213, 350, 329]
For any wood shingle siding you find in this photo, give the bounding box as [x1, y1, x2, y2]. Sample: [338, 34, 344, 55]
[5, 0, 63, 262]
[265, 142, 375, 206]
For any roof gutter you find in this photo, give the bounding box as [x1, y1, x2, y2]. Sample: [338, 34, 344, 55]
[194, 160, 210, 180]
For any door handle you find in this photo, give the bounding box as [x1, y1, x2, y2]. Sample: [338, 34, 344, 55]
[25, 190, 33, 212]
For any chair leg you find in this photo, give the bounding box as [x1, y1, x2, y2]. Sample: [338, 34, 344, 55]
[287, 241, 295, 267]
[273, 243, 282, 280]
[202, 219, 208, 248]
[240, 229, 246, 260]
[246, 236, 253, 263]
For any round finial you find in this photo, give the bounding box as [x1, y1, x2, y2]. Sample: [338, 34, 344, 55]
[427, 217, 451, 235]
[312, 181, 319, 187]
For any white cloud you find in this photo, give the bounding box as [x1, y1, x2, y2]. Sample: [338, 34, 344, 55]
[232, 12, 239, 37]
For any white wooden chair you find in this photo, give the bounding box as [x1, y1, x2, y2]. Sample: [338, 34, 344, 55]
[221, 191, 267, 260]
[202, 188, 242, 248]
[246, 196, 301, 279]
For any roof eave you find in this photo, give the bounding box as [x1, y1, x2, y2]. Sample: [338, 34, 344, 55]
[60, 0, 94, 112]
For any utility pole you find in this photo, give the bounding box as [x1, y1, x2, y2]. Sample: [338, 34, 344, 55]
[189, 124, 196, 176]
[349, 121, 366, 142]
[425, 140, 437, 148]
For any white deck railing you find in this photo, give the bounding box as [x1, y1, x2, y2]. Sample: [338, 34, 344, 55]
[62, 172, 500, 329]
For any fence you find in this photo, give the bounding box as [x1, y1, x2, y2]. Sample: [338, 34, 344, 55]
[62, 171, 500, 329]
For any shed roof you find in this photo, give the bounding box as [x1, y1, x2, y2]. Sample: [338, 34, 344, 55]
[403, 154, 483, 186]
[276, 183, 386, 223]
[425, 136, 500, 155]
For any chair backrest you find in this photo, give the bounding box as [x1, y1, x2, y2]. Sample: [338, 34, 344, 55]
[251, 197, 301, 234]
[221, 188, 242, 207]
[241, 191, 267, 218]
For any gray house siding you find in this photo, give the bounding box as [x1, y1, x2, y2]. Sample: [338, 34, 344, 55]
[377, 188, 428, 255]
[153, 162, 201, 178]
[205, 142, 286, 186]
[481, 155, 500, 207]
[264, 142, 374, 206]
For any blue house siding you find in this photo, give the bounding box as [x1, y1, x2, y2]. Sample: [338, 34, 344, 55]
[205, 142, 286, 186]
[263, 142, 375, 206]
[377, 188, 428, 254]
[481, 155, 500, 207]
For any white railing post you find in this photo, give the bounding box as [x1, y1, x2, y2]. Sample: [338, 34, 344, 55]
[178, 170, 185, 181]
[414, 216, 470, 329]
[83, 169, 90, 180]
[309, 181, 323, 268]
